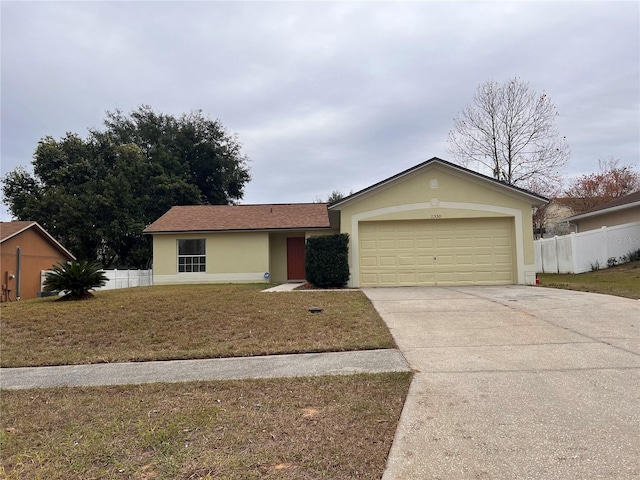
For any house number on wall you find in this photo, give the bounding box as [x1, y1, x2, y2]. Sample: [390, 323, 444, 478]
[431, 214, 442, 219]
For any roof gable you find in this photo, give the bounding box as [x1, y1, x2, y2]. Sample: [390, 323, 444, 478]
[329, 157, 548, 209]
[0, 221, 76, 259]
[144, 204, 331, 233]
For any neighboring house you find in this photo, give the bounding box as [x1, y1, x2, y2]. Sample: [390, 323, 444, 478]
[144, 157, 547, 287]
[0, 221, 76, 302]
[562, 190, 640, 233]
[535, 197, 585, 237]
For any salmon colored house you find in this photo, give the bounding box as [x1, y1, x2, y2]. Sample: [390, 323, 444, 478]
[145, 158, 547, 287]
[0, 221, 75, 302]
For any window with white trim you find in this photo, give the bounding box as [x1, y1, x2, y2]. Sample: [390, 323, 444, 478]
[178, 239, 206, 273]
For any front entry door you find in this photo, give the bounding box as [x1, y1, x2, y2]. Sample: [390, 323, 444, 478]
[287, 237, 306, 280]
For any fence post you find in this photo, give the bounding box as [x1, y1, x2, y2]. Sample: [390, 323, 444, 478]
[601, 226, 609, 267]
[570, 233, 578, 274]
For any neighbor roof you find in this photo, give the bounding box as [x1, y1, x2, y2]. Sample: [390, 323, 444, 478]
[144, 204, 331, 233]
[329, 157, 548, 208]
[0, 221, 76, 259]
[564, 190, 640, 222]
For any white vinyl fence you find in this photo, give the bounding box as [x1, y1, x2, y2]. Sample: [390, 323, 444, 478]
[534, 222, 640, 274]
[41, 268, 153, 292]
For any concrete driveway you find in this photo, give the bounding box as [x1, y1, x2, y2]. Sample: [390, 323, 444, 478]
[363, 285, 640, 480]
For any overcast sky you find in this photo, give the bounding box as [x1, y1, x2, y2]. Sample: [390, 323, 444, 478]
[2, 1, 639, 219]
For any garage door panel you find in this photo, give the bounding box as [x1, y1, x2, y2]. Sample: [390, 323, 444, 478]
[359, 218, 514, 287]
[380, 256, 397, 266]
[457, 254, 473, 264]
[398, 272, 416, 283]
[361, 273, 379, 284]
[436, 255, 455, 265]
[417, 256, 434, 265]
[475, 254, 493, 265]
[361, 239, 377, 250]
[398, 256, 416, 265]
[379, 273, 399, 284]
[436, 238, 453, 248]
[360, 256, 378, 267]
[495, 254, 513, 264]
[417, 239, 434, 249]
[397, 239, 415, 249]
[379, 240, 396, 250]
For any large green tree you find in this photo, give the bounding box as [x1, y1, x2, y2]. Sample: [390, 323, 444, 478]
[2, 106, 251, 268]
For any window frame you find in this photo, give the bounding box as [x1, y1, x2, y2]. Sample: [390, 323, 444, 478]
[177, 238, 206, 273]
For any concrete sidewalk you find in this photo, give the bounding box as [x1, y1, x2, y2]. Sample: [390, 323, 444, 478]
[0, 349, 410, 390]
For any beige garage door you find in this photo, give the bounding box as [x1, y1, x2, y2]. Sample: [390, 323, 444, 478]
[359, 217, 514, 286]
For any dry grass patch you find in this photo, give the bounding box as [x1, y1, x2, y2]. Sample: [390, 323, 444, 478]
[0, 284, 395, 367]
[537, 260, 640, 299]
[1, 372, 412, 480]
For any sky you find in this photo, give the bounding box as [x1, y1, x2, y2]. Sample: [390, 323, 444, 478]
[1, 1, 639, 220]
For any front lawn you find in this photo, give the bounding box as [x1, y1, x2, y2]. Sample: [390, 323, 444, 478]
[537, 260, 640, 299]
[1, 373, 412, 479]
[0, 284, 396, 368]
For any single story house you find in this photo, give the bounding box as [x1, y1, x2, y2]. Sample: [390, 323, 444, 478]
[0, 221, 76, 301]
[144, 157, 547, 287]
[562, 190, 640, 233]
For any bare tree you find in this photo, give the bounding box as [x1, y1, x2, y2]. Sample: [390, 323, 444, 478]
[447, 77, 570, 188]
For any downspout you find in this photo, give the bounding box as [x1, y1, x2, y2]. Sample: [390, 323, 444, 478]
[16, 246, 21, 300]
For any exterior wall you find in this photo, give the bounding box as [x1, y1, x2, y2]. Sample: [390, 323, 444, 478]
[0, 229, 72, 301]
[153, 230, 337, 285]
[574, 206, 640, 233]
[152, 232, 270, 285]
[268, 230, 339, 284]
[335, 164, 537, 286]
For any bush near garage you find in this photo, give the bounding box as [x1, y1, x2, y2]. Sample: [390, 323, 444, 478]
[305, 233, 350, 288]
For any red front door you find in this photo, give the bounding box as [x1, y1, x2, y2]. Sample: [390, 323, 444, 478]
[287, 237, 306, 280]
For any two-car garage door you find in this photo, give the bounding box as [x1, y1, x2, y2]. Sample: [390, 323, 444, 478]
[359, 217, 514, 286]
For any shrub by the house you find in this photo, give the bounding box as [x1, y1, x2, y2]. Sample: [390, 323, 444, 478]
[43, 260, 108, 301]
[305, 233, 350, 288]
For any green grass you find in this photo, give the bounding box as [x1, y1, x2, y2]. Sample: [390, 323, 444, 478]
[537, 260, 640, 299]
[0, 284, 396, 368]
[1, 373, 412, 479]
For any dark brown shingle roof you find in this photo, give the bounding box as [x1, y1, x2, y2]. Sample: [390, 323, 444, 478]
[144, 204, 331, 233]
[565, 190, 640, 221]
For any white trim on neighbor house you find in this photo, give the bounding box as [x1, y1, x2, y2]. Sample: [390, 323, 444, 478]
[564, 201, 640, 222]
[153, 272, 269, 285]
[348, 201, 533, 287]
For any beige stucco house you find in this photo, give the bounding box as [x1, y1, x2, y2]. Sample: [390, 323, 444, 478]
[562, 190, 640, 233]
[144, 158, 547, 287]
[144, 203, 337, 285]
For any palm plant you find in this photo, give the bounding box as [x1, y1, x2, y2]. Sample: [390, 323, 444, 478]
[43, 260, 108, 301]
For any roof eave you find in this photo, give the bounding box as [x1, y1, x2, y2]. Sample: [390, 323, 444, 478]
[143, 225, 334, 235]
[564, 201, 640, 222]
